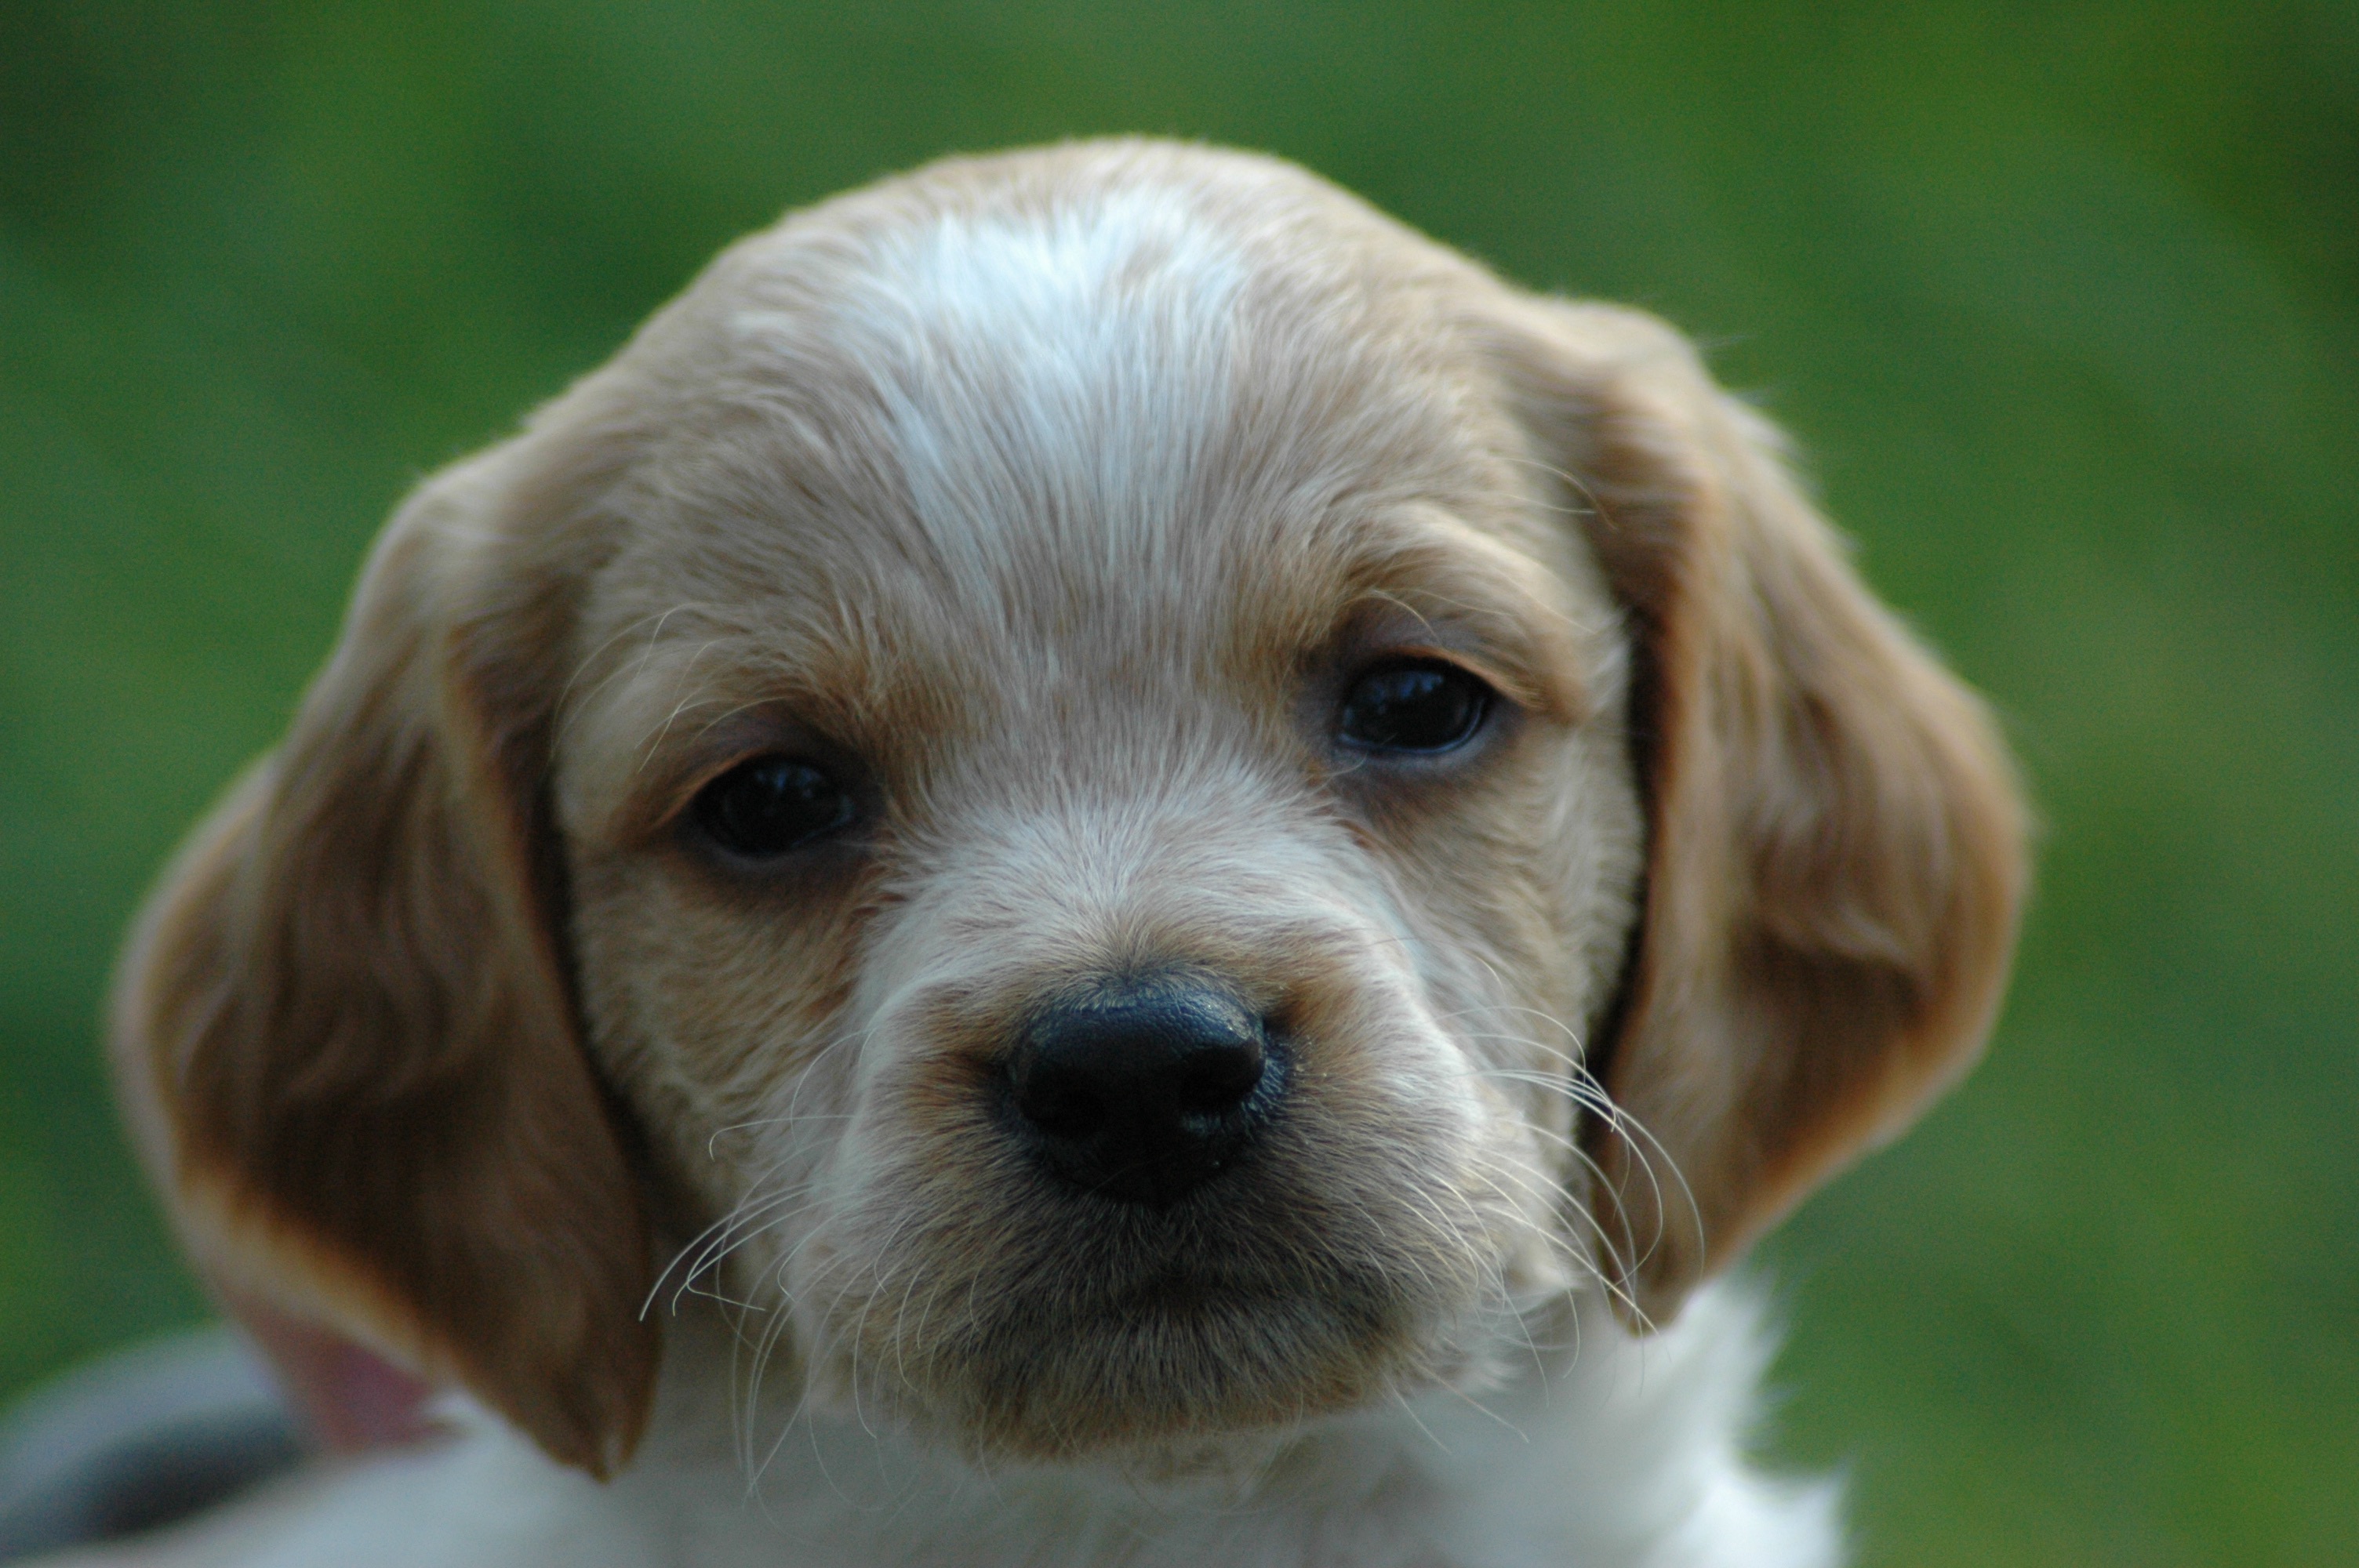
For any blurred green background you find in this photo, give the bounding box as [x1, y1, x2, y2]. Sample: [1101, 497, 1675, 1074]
[3, 2, 2354, 1562]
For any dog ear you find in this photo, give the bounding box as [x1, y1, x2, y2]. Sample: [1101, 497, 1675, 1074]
[111, 445, 658, 1477]
[1481, 298, 2028, 1327]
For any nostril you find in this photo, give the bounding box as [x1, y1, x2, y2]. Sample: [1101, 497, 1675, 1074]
[1172, 1036, 1264, 1117]
[1005, 975, 1282, 1206]
[1012, 1062, 1107, 1140]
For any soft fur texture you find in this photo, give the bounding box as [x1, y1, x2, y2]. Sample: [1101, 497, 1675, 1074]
[89, 140, 2024, 1567]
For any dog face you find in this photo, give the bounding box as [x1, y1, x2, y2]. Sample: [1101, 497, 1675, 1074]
[554, 184, 1647, 1461]
[112, 143, 2025, 1478]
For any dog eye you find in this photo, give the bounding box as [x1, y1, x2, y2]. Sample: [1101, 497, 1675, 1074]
[1337, 661, 1491, 753]
[690, 756, 856, 858]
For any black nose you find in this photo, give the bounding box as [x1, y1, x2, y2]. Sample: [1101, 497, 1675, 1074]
[1006, 976, 1280, 1207]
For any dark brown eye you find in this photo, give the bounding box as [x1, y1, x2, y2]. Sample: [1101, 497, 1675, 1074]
[1337, 661, 1491, 753]
[690, 756, 855, 858]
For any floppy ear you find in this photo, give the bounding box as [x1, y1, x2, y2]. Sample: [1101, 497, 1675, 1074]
[110, 448, 658, 1476]
[1484, 298, 2028, 1327]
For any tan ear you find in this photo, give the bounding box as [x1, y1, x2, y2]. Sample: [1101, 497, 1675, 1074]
[1483, 298, 2028, 1326]
[110, 450, 657, 1476]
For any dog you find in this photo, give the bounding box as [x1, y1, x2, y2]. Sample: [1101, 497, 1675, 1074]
[82, 140, 2024, 1567]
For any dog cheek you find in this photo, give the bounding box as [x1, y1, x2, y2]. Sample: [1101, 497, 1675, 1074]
[774, 1080, 1010, 1426]
[567, 851, 873, 1268]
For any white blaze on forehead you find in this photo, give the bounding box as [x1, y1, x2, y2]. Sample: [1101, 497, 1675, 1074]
[840, 191, 1250, 596]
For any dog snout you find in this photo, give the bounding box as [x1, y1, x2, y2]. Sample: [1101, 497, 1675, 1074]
[1005, 975, 1284, 1207]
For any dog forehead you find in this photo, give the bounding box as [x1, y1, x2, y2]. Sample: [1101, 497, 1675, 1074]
[738, 191, 1279, 636]
[627, 183, 1534, 633]
[820, 194, 1256, 602]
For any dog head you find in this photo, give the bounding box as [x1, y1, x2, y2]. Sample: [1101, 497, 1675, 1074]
[113, 142, 2024, 1478]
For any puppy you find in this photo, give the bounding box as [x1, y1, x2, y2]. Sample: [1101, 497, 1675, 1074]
[93, 140, 2023, 1567]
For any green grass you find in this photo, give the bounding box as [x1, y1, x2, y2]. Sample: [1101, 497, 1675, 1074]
[4, 4, 2354, 1562]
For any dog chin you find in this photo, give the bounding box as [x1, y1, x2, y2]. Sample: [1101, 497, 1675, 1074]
[805, 1192, 1499, 1464]
[958, 1278, 1416, 1455]
[871, 1293, 1412, 1465]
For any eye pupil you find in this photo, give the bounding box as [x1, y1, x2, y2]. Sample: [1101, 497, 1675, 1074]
[692, 757, 854, 858]
[1338, 662, 1488, 753]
